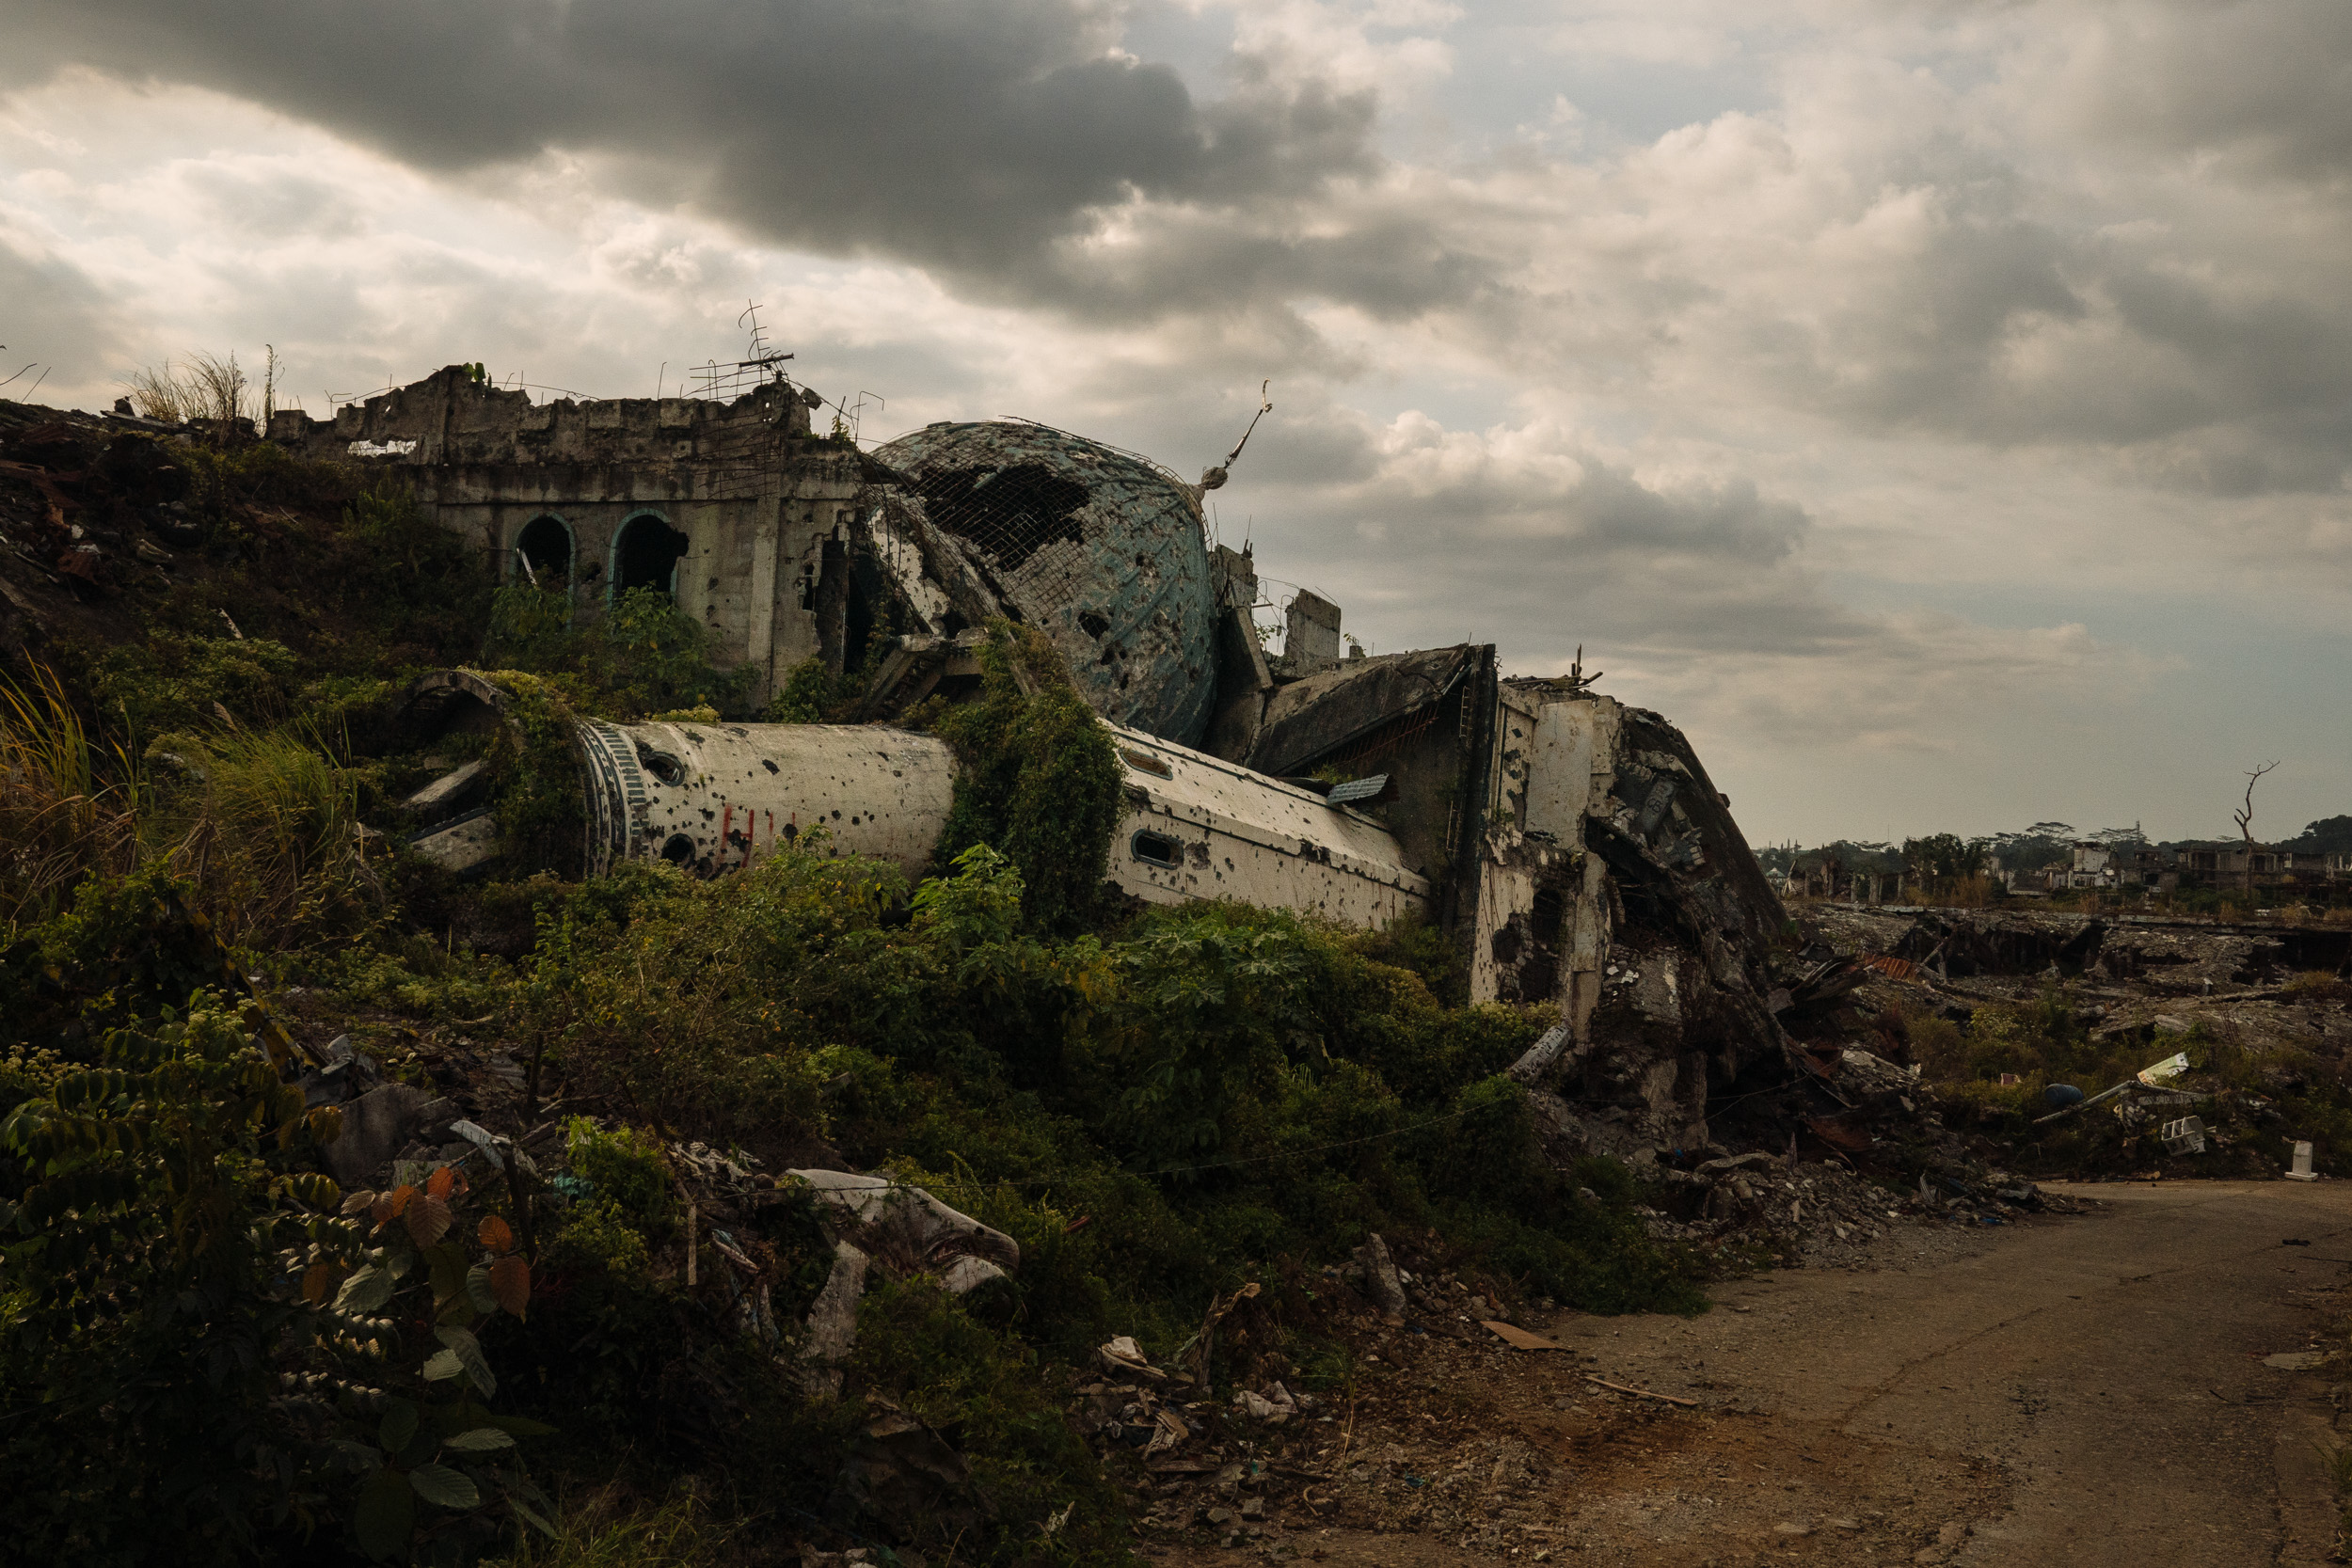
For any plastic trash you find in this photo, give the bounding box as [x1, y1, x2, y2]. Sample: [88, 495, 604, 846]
[2044, 1084, 2085, 1108]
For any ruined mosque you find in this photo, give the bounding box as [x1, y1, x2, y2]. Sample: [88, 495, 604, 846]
[273, 357, 1792, 1157]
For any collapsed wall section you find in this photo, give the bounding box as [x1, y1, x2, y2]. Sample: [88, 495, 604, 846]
[389, 672, 1425, 927]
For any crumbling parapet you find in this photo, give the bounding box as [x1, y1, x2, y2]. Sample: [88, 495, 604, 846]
[269, 366, 818, 469]
[272, 367, 870, 704]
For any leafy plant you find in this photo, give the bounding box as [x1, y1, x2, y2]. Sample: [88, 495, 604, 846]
[0, 996, 341, 1565]
[324, 1166, 554, 1561]
[931, 624, 1122, 935]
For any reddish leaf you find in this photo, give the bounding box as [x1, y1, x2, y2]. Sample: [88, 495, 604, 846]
[477, 1215, 514, 1255]
[425, 1165, 454, 1201]
[488, 1255, 531, 1318]
[404, 1194, 453, 1247]
[373, 1185, 415, 1231]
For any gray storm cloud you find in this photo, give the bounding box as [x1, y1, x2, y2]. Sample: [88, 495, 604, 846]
[0, 0, 1379, 277]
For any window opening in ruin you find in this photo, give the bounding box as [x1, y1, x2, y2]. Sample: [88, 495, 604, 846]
[634, 742, 686, 786]
[1130, 830, 1183, 868]
[1532, 885, 1565, 943]
[514, 515, 573, 584]
[660, 833, 696, 866]
[915, 464, 1090, 573]
[613, 513, 689, 601]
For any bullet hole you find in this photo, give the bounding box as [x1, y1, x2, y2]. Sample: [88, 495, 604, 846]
[762, 759, 779, 774]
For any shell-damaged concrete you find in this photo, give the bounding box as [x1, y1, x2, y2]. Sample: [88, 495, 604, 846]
[867, 422, 1220, 746]
[398, 672, 1425, 927]
[1104, 721, 1429, 927]
[271, 375, 1224, 742]
[271, 367, 870, 705]
[309, 369, 1802, 1158]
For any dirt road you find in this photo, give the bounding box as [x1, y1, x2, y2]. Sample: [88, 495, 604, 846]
[1146, 1181, 2352, 1567]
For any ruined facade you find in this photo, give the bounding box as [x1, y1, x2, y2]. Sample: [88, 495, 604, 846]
[272, 367, 862, 703]
[310, 364, 1800, 1158]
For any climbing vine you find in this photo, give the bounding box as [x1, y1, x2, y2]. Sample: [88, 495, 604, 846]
[930, 623, 1123, 934]
[477, 671, 585, 875]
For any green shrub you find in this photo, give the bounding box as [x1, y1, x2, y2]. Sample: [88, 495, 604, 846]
[931, 625, 1122, 935]
[481, 586, 754, 721]
[562, 1121, 674, 1237]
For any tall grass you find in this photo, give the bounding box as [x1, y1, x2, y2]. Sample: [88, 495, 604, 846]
[123, 350, 250, 432]
[0, 662, 378, 947]
[0, 664, 141, 933]
[485, 1484, 736, 1568]
[148, 722, 379, 948]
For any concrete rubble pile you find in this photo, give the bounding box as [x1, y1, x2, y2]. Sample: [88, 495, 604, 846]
[1804, 902, 2352, 1179]
[6, 368, 2022, 1256]
[278, 366, 1891, 1170]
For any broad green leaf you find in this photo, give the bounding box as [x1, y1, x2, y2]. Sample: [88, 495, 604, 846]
[426, 1242, 470, 1316]
[422, 1348, 465, 1383]
[355, 1466, 415, 1560]
[377, 1400, 418, 1453]
[465, 1263, 499, 1316]
[434, 1323, 496, 1398]
[441, 1428, 515, 1452]
[336, 1265, 391, 1313]
[407, 1462, 481, 1510]
[326, 1438, 382, 1471]
[485, 1412, 558, 1437]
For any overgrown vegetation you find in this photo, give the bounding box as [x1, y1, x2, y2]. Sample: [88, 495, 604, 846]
[484, 584, 754, 721]
[1, 426, 1704, 1566]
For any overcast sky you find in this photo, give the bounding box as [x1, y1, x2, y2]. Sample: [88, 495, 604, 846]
[3, 0, 2346, 846]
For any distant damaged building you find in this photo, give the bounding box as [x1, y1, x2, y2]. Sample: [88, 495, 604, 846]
[286, 363, 1801, 1155]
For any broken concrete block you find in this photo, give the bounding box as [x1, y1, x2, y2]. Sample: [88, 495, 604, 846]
[1353, 1232, 1407, 1323]
[800, 1242, 870, 1400]
[408, 809, 501, 874]
[1506, 1022, 1574, 1085]
[322, 1082, 433, 1189]
[403, 758, 485, 813]
[788, 1168, 1020, 1277]
[936, 1255, 1009, 1295]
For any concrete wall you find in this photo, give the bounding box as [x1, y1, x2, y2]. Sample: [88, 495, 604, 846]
[271, 365, 864, 703]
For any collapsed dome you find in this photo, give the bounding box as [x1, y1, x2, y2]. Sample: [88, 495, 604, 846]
[871, 420, 1219, 744]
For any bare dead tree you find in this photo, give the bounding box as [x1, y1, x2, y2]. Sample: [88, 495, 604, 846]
[2233, 759, 2279, 895]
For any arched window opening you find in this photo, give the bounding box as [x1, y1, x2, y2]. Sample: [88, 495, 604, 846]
[514, 515, 572, 584]
[614, 514, 689, 601]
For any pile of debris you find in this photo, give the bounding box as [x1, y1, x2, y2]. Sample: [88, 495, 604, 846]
[1634, 1152, 2085, 1270]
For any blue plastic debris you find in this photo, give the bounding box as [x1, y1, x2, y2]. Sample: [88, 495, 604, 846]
[2045, 1084, 2085, 1108]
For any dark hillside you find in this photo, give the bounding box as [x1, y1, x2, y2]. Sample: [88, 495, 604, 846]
[0, 406, 1714, 1566]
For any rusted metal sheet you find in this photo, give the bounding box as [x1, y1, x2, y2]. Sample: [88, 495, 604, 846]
[1859, 952, 1919, 980]
[868, 422, 1219, 745]
[1103, 722, 1429, 927]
